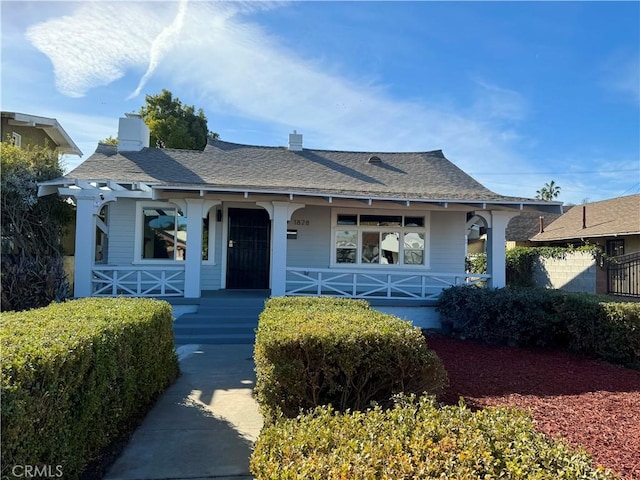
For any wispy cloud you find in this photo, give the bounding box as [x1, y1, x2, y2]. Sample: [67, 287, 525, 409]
[25, 3, 167, 97]
[127, 0, 188, 100]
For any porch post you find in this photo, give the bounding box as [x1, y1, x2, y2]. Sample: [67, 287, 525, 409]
[184, 198, 204, 298]
[271, 203, 289, 296]
[73, 196, 97, 297]
[258, 201, 305, 296]
[486, 211, 517, 288]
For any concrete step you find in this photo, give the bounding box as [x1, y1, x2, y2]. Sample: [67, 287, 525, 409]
[176, 313, 259, 324]
[174, 325, 256, 335]
[172, 290, 266, 344]
[194, 310, 263, 318]
[173, 333, 255, 345]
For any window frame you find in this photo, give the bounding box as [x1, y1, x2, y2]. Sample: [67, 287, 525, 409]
[330, 209, 430, 268]
[606, 239, 625, 257]
[11, 132, 21, 147]
[133, 201, 217, 265]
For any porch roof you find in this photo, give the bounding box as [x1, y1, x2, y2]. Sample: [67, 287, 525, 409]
[44, 141, 562, 212]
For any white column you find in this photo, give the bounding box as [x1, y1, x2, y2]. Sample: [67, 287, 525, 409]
[270, 202, 290, 296]
[184, 198, 204, 298]
[257, 201, 305, 296]
[73, 196, 97, 297]
[486, 211, 518, 288]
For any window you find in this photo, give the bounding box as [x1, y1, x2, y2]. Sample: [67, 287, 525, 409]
[137, 203, 215, 262]
[11, 132, 21, 147]
[606, 239, 625, 257]
[95, 205, 109, 263]
[142, 207, 187, 260]
[333, 212, 428, 267]
[202, 209, 218, 263]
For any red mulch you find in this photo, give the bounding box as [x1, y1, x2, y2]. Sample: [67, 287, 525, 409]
[425, 335, 640, 480]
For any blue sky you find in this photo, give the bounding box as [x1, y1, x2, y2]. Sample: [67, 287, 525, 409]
[2, 1, 639, 205]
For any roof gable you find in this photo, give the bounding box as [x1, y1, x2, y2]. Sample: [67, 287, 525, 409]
[1, 111, 82, 156]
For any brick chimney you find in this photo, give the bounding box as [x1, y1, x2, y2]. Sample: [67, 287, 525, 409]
[288, 130, 303, 151]
[117, 113, 150, 152]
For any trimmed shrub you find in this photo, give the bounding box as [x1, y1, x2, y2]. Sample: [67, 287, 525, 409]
[1, 297, 179, 480]
[254, 297, 447, 423]
[250, 394, 618, 479]
[438, 286, 640, 367]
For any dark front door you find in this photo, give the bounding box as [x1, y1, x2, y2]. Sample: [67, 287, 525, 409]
[226, 208, 270, 289]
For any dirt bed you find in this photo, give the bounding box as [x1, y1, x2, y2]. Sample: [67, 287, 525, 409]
[426, 335, 640, 480]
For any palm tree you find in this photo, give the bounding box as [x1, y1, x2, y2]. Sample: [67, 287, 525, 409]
[536, 181, 561, 201]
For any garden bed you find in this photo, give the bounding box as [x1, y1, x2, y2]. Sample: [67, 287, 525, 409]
[426, 335, 640, 480]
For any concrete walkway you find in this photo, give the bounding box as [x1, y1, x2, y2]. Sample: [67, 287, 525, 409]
[104, 344, 263, 480]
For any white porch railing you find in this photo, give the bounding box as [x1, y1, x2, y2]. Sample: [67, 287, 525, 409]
[286, 267, 490, 301]
[91, 266, 186, 296]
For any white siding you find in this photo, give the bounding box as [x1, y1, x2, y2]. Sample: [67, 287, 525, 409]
[106, 198, 136, 264]
[429, 211, 466, 273]
[287, 205, 332, 267]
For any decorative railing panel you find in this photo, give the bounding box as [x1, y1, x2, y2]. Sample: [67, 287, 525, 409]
[286, 267, 490, 301]
[92, 266, 186, 296]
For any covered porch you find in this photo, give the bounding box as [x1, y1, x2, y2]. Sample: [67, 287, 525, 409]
[45, 182, 553, 303]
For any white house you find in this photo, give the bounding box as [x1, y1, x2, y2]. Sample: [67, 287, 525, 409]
[39, 115, 562, 302]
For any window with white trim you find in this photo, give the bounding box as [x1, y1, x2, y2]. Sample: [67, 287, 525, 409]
[142, 206, 187, 260]
[136, 203, 216, 262]
[333, 212, 429, 266]
[11, 132, 21, 147]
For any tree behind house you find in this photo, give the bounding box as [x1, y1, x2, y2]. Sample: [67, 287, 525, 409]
[535, 180, 561, 201]
[139, 89, 218, 150]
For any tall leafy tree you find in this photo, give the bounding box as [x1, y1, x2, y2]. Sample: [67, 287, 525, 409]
[139, 89, 217, 150]
[1, 143, 73, 310]
[535, 180, 561, 201]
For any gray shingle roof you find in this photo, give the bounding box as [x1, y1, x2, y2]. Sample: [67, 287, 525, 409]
[507, 210, 564, 242]
[64, 140, 551, 204]
[532, 195, 640, 241]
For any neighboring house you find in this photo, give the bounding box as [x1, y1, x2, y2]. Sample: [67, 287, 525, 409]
[38, 114, 561, 301]
[1, 111, 83, 156]
[532, 195, 640, 297]
[505, 210, 565, 249]
[531, 195, 640, 254]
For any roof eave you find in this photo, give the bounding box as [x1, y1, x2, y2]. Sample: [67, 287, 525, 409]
[3, 112, 82, 156]
[532, 230, 640, 242]
[152, 184, 564, 212]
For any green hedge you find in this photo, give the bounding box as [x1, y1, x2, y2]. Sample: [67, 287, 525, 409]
[1, 297, 179, 480]
[437, 286, 640, 367]
[250, 394, 617, 479]
[254, 297, 447, 423]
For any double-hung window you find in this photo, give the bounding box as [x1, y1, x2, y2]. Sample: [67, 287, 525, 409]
[333, 212, 428, 267]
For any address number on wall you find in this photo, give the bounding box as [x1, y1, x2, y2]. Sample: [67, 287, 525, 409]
[291, 219, 310, 226]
